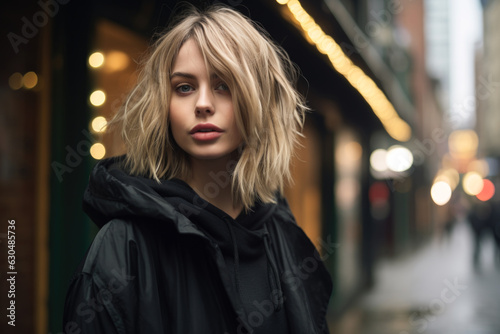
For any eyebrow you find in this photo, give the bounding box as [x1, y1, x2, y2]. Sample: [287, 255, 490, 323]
[170, 72, 221, 80]
[170, 72, 196, 80]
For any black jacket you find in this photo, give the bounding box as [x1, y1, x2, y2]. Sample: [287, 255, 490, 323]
[63, 157, 332, 334]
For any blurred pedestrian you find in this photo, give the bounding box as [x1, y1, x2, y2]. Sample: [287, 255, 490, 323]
[63, 4, 332, 334]
[441, 191, 460, 244]
[467, 196, 500, 270]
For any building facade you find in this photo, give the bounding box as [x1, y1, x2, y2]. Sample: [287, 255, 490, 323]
[0, 1, 447, 333]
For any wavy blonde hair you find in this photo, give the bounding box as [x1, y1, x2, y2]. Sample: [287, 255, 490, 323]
[111, 5, 306, 210]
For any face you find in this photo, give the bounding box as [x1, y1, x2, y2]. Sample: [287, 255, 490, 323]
[169, 38, 242, 162]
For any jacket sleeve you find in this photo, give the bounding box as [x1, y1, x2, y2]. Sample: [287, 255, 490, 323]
[63, 272, 120, 334]
[63, 220, 139, 334]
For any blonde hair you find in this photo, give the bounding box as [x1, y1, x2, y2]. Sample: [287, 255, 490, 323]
[111, 5, 306, 210]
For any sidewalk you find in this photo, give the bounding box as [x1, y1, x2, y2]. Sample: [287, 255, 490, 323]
[329, 219, 500, 334]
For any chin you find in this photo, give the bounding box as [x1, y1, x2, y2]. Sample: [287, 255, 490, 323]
[191, 153, 234, 161]
[189, 147, 241, 162]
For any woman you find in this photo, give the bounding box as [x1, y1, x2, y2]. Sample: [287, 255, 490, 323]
[64, 5, 332, 334]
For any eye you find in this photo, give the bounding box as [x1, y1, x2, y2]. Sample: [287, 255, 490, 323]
[176, 84, 193, 94]
[215, 82, 230, 92]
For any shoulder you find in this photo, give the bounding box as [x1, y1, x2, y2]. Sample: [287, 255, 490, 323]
[64, 220, 141, 333]
[273, 195, 298, 225]
[268, 196, 316, 248]
[78, 217, 204, 276]
[80, 218, 182, 274]
[79, 219, 144, 277]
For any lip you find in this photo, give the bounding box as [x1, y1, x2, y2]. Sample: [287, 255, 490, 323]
[189, 123, 223, 134]
[189, 123, 223, 141]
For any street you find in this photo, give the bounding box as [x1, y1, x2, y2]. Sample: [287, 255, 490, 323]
[330, 219, 500, 334]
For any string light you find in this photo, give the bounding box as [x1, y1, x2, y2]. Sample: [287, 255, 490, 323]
[89, 52, 105, 68]
[23, 71, 38, 89]
[91, 116, 107, 133]
[90, 143, 106, 160]
[276, 0, 411, 142]
[90, 90, 106, 106]
[8, 73, 23, 90]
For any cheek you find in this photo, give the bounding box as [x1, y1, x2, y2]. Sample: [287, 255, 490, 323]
[169, 124, 185, 152]
[168, 103, 184, 143]
[169, 97, 187, 126]
[228, 106, 242, 141]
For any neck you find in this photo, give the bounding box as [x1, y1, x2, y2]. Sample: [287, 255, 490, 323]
[186, 154, 242, 219]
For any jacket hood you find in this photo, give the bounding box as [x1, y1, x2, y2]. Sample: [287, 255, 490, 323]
[83, 156, 186, 229]
[83, 156, 276, 235]
[83, 156, 285, 312]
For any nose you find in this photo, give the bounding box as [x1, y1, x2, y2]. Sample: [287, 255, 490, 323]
[195, 86, 215, 116]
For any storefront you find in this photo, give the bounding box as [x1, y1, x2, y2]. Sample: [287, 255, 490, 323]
[1, 0, 417, 332]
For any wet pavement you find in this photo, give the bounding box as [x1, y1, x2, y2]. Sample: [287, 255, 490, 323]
[329, 219, 500, 334]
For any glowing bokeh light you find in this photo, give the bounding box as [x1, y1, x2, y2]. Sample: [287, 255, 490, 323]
[467, 159, 489, 177]
[23, 71, 38, 89]
[90, 143, 106, 160]
[91, 116, 107, 133]
[448, 130, 478, 160]
[90, 90, 106, 106]
[463, 172, 484, 196]
[336, 141, 362, 169]
[443, 168, 460, 190]
[386, 145, 413, 172]
[431, 181, 452, 206]
[8, 72, 23, 90]
[476, 179, 495, 202]
[276, 0, 411, 142]
[369, 181, 390, 203]
[89, 52, 105, 68]
[370, 149, 388, 172]
[335, 177, 360, 208]
[434, 168, 460, 191]
[105, 51, 130, 72]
